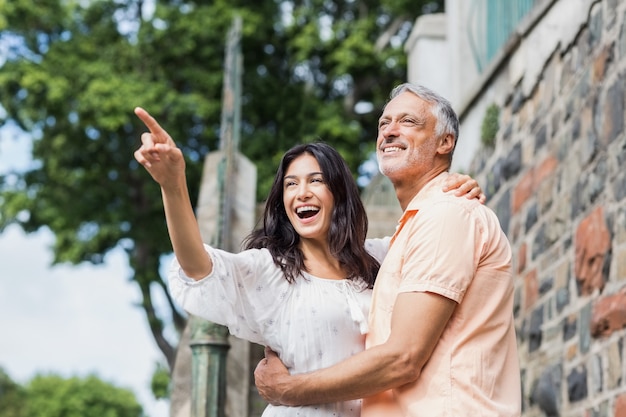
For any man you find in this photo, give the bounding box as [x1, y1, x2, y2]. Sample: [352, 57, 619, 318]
[255, 83, 521, 416]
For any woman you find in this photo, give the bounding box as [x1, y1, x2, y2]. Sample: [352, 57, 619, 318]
[133, 107, 482, 417]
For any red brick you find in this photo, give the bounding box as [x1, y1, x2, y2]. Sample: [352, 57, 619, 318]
[534, 156, 558, 184]
[615, 392, 626, 417]
[511, 156, 558, 214]
[590, 288, 626, 338]
[524, 269, 538, 310]
[512, 170, 534, 214]
[575, 206, 611, 295]
[517, 242, 527, 274]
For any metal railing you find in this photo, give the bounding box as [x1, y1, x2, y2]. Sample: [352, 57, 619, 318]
[468, 0, 539, 72]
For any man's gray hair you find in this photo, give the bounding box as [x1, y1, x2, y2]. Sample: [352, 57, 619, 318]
[388, 83, 459, 161]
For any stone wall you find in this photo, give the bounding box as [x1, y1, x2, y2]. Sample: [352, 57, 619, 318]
[464, 0, 626, 415]
[361, 172, 402, 239]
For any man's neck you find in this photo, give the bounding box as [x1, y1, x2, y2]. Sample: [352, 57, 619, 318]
[391, 167, 449, 211]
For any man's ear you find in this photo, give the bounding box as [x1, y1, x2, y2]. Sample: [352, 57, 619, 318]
[437, 134, 455, 155]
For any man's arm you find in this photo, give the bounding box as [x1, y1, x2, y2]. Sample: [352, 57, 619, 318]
[255, 290, 457, 405]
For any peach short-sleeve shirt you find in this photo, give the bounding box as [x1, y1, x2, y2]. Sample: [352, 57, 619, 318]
[362, 173, 521, 417]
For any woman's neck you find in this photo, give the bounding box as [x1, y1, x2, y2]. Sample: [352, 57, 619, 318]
[300, 240, 346, 279]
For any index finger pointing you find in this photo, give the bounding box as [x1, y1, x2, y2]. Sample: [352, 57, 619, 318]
[134, 107, 168, 140]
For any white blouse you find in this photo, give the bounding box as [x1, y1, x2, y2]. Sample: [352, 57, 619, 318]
[168, 238, 390, 417]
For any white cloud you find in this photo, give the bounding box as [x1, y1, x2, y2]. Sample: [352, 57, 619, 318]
[0, 225, 169, 417]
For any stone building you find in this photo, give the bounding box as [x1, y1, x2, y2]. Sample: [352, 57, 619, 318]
[181, 1, 626, 416]
[396, 0, 626, 415]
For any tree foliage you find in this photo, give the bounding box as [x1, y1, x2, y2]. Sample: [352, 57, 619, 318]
[0, 0, 443, 376]
[0, 369, 143, 417]
[0, 368, 27, 417]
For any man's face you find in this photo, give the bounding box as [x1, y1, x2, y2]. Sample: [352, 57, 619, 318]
[375, 91, 440, 181]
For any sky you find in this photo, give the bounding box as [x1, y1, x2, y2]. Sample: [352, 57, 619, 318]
[0, 131, 170, 417]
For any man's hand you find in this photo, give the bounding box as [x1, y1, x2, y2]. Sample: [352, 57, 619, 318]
[254, 347, 291, 405]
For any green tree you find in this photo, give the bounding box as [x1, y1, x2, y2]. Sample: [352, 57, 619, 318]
[0, 0, 443, 375]
[27, 374, 142, 417]
[0, 369, 142, 417]
[0, 368, 27, 417]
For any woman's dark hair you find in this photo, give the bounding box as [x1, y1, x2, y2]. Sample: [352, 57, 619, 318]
[243, 142, 380, 287]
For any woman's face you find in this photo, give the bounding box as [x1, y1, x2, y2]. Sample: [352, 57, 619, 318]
[282, 153, 335, 244]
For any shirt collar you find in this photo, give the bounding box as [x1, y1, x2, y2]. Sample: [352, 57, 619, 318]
[389, 172, 450, 246]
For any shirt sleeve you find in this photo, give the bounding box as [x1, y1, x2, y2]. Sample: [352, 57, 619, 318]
[398, 200, 483, 303]
[167, 245, 286, 346]
[365, 236, 391, 263]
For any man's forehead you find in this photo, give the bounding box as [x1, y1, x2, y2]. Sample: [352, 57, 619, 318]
[380, 93, 431, 117]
